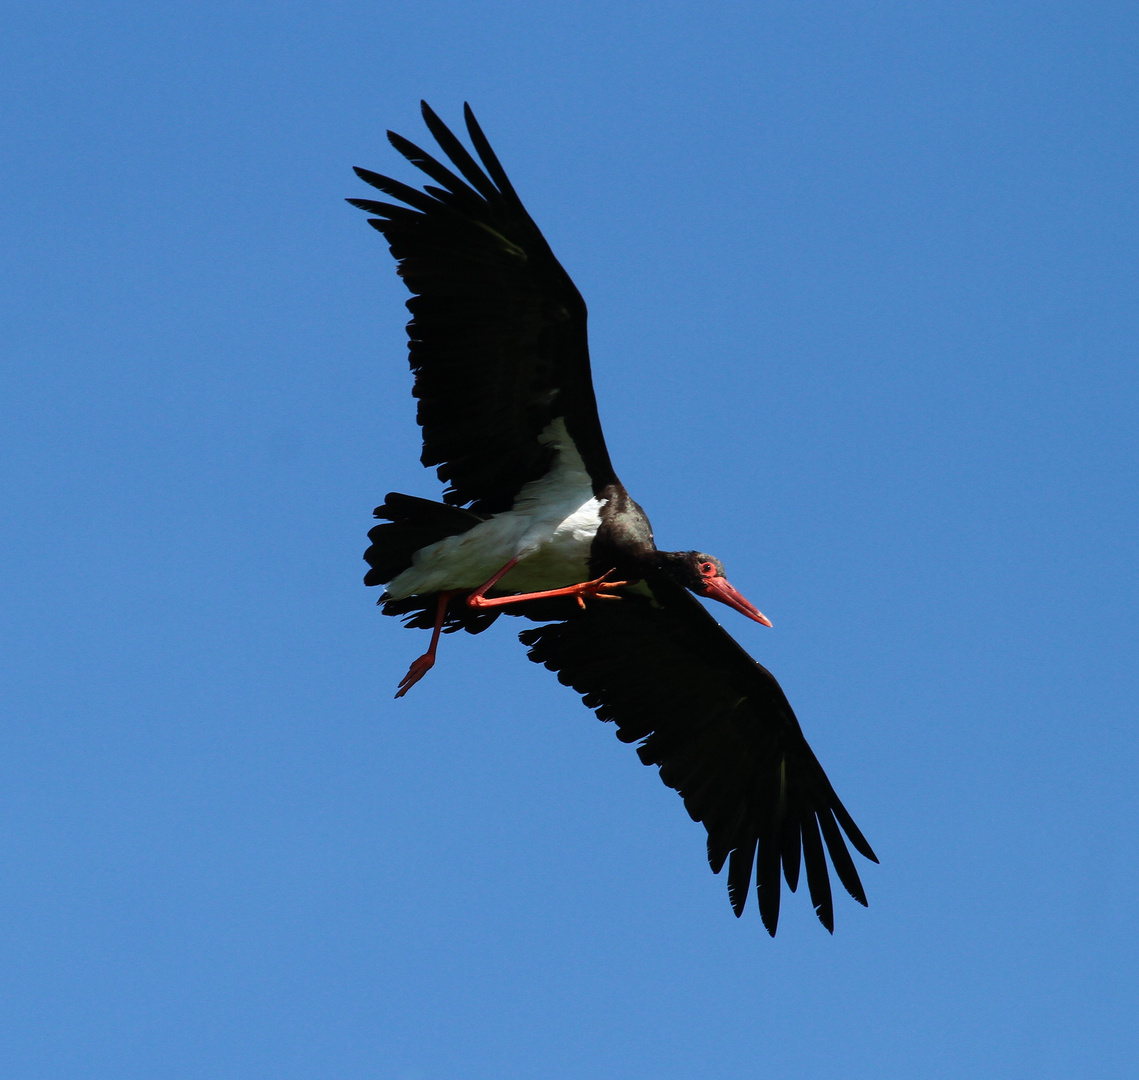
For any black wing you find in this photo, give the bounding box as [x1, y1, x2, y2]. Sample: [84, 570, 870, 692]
[519, 577, 878, 935]
[349, 102, 616, 514]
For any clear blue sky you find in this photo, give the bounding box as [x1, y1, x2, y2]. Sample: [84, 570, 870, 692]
[3, 3, 1137, 1077]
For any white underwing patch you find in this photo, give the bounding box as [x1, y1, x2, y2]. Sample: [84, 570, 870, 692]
[385, 418, 606, 598]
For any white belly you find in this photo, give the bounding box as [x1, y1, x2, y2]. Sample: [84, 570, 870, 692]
[385, 418, 606, 600]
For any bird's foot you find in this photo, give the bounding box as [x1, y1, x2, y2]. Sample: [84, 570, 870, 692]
[466, 564, 629, 610]
[569, 569, 630, 609]
[395, 652, 435, 698]
[393, 590, 455, 699]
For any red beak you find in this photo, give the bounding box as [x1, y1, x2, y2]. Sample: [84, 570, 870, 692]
[701, 576, 773, 627]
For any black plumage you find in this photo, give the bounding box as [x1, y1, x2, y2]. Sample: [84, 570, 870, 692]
[520, 572, 876, 935]
[349, 103, 615, 515]
[351, 102, 877, 934]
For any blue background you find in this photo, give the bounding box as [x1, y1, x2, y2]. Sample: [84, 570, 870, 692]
[3, 3, 1137, 1077]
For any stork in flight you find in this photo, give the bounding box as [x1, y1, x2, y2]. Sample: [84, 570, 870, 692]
[349, 103, 877, 935]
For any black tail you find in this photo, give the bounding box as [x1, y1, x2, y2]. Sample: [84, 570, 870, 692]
[364, 492, 486, 586]
[365, 493, 499, 634]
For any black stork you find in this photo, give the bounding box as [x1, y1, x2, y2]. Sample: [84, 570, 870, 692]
[349, 103, 877, 935]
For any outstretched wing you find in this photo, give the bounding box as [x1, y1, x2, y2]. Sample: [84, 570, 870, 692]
[519, 579, 878, 936]
[349, 102, 616, 514]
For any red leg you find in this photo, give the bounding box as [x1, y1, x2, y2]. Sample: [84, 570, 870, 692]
[395, 590, 456, 699]
[466, 559, 629, 611]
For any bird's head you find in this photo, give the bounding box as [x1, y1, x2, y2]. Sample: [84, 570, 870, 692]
[658, 551, 773, 627]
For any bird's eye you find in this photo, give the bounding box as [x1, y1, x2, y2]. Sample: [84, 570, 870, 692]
[699, 562, 716, 576]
